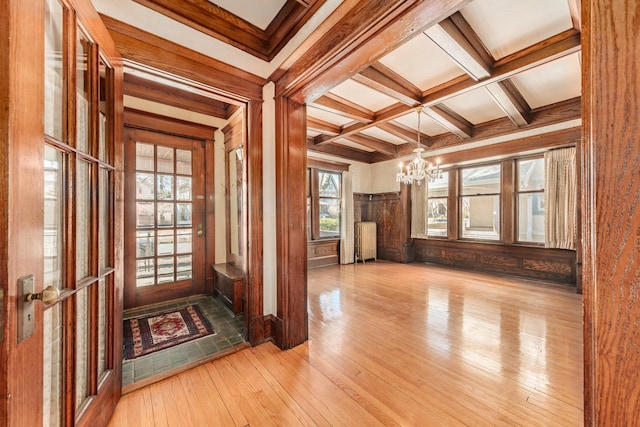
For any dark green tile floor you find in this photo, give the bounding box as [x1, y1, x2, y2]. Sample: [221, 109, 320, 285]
[122, 295, 245, 386]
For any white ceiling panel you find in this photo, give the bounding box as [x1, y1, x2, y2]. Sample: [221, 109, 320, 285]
[394, 111, 450, 137]
[307, 129, 321, 137]
[307, 105, 353, 126]
[510, 53, 581, 109]
[209, 0, 286, 30]
[329, 79, 398, 111]
[360, 127, 408, 145]
[442, 88, 506, 124]
[460, 0, 573, 60]
[334, 139, 376, 152]
[378, 33, 464, 91]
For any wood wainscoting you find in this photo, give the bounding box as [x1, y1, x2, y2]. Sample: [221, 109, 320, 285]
[355, 190, 413, 263]
[307, 239, 340, 268]
[414, 239, 576, 285]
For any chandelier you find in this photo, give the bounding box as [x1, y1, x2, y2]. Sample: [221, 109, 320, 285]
[396, 107, 440, 186]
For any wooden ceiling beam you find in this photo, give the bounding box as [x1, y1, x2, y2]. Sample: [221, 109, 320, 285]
[307, 116, 341, 134]
[377, 120, 429, 145]
[315, 29, 580, 145]
[352, 62, 421, 106]
[424, 12, 493, 80]
[307, 137, 374, 163]
[282, 0, 473, 102]
[344, 134, 398, 156]
[396, 97, 581, 156]
[423, 105, 473, 139]
[484, 80, 531, 127]
[311, 93, 375, 122]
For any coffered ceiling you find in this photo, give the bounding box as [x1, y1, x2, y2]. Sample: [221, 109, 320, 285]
[94, 0, 582, 165]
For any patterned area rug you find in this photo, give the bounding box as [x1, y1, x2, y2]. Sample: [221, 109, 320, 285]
[123, 304, 215, 360]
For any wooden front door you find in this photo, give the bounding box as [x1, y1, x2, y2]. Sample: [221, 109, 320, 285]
[1, 0, 123, 426]
[123, 128, 206, 309]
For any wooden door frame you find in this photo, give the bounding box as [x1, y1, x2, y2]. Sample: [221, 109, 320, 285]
[123, 111, 216, 309]
[1, 0, 124, 425]
[103, 18, 268, 345]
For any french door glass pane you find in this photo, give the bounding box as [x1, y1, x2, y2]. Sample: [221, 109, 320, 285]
[137, 230, 154, 258]
[44, 146, 63, 288]
[76, 29, 92, 153]
[136, 143, 154, 171]
[136, 202, 154, 228]
[177, 255, 192, 280]
[176, 149, 191, 175]
[44, 0, 64, 141]
[98, 59, 109, 162]
[157, 230, 174, 255]
[157, 203, 174, 227]
[98, 278, 107, 379]
[76, 160, 91, 281]
[177, 203, 192, 226]
[176, 177, 192, 200]
[43, 304, 63, 427]
[157, 147, 173, 173]
[136, 173, 154, 200]
[157, 175, 174, 200]
[176, 230, 191, 254]
[157, 257, 175, 283]
[136, 259, 155, 286]
[75, 288, 89, 412]
[99, 168, 110, 272]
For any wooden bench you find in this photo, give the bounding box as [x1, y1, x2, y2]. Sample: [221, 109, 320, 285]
[211, 263, 244, 315]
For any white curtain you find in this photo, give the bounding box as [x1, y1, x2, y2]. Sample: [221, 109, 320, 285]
[411, 182, 428, 238]
[545, 147, 577, 249]
[340, 171, 355, 264]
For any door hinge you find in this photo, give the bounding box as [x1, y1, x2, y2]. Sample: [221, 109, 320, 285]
[201, 140, 205, 148]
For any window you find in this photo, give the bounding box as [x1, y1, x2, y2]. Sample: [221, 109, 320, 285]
[516, 157, 545, 243]
[427, 171, 448, 237]
[460, 164, 501, 240]
[307, 168, 341, 239]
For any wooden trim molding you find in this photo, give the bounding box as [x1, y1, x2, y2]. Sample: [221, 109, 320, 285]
[101, 14, 266, 102]
[123, 108, 217, 140]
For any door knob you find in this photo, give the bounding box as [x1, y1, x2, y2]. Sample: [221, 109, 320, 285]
[25, 285, 59, 305]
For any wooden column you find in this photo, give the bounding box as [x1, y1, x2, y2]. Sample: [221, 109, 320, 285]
[583, 0, 640, 424]
[275, 96, 308, 349]
[246, 99, 265, 346]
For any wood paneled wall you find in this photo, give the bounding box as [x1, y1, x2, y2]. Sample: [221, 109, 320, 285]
[307, 239, 340, 269]
[414, 240, 576, 285]
[355, 187, 413, 263]
[356, 187, 577, 285]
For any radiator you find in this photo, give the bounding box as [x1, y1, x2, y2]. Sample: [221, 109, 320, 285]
[355, 222, 377, 263]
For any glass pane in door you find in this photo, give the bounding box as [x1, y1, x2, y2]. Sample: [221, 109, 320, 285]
[135, 142, 193, 287]
[76, 160, 91, 281]
[76, 29, 92, 154]
[44, 0, 64, 141]
[75, 288, 89, 412]
[43, 304, 63, 427]
[43, 145, 65, 426]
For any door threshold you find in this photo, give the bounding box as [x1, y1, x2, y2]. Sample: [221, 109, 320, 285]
[122, 341, 250, 395]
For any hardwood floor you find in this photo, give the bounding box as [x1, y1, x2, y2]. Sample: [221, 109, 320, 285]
[108, 262, 584, 426]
